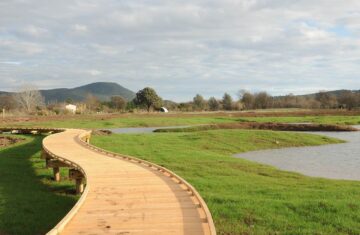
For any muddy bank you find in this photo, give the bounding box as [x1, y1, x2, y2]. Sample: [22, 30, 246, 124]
[154, 122, 358, 133]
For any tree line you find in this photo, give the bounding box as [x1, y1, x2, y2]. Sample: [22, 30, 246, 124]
[171, 90, 360, 111]
[0, 86, 164, 115]
[1, 85, 360, 115]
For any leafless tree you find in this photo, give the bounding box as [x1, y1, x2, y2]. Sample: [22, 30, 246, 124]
[85, 93, 102, 111]
[338, 91, 359, 110]
[14, 85, 45, 113]
[254, 92, 272, 109]
[315, 91, 338, 109]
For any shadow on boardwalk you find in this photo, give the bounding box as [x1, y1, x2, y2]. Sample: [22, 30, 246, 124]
[0, 136, 77, 235]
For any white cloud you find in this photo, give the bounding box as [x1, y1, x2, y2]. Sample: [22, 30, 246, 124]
[24, 25, 48, 37]
[87, 69, 102, 76]
[0, 39, 43, 55]
[0, 0, 359, 100]
[72, 24, 88, 33]
[0, 61, 22, 65]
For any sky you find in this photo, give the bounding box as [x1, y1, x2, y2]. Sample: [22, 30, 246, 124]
[0, 0, 360, 101]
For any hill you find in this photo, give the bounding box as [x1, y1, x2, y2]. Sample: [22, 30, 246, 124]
[41, 82, 136, 103]
[271, 89, 360, 99]
[0, 82, 136, 103]
[297, 89, 360, 98]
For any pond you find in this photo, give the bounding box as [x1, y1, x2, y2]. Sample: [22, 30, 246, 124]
[107, 125, 360, 180]
[234, 126, 360, 180]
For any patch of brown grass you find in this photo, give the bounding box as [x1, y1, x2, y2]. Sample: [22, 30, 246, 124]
[215, 122, 358, 132]
[0, 136, 25, 147]
[2, 109, 360, 124]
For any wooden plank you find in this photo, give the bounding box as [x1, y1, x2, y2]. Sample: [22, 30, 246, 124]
[40, 128, 216, 235]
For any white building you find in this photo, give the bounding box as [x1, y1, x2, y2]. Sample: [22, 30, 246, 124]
[65, 104, 77, 114]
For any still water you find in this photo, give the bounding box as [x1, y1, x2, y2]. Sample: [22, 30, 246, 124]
[108, 125, 360, 180]
[234, 126, 360, 180]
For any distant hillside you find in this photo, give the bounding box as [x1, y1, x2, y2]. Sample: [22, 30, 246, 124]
[38, 82, 135, 103]
[272, 89, 360, 99]
[0, 82, 135, 103]
[296, 89, 360, 98]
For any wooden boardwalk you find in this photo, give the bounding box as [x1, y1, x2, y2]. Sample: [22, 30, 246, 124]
[39, 129, 216, 235]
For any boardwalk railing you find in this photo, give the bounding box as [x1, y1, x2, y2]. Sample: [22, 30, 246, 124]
[76, 131, 216, 234]
[1, 127, 216, 235]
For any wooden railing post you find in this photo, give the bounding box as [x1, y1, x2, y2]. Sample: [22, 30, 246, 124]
[42, 150, 71, 182]
[69, 169, 85, 194]
[75, 178, 84, 194]
[53, 167, 60, 182]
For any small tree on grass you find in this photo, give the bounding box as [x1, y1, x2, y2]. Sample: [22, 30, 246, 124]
[193, 94, 206, 111]
[222, 93, 233, 110]
[208, 97, 220, 111]
[134, 87, 163, 112]
[110, 96, 126, 111]
[239, 90, 255, 110]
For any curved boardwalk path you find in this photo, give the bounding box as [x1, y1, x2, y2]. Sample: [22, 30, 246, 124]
[1, 128, 215, 235]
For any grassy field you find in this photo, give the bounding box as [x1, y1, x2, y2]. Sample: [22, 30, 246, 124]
[1, 116, 239, 129]
[2, 113, 360, 129]
[0, 135, 77, 235]
[92, 130, 360, 235]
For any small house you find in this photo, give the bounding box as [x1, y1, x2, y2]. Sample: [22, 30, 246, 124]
[65, 104, 77, 114]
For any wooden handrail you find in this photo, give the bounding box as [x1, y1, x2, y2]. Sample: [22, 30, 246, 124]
[1, 127, 217, 235]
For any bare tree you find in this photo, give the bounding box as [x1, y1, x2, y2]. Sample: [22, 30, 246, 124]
[14, 85, 45, 113]
[254, 92, 272, 109]
[315, 91, 337, 109]
[85, 93, 102, 112]
[338, 91, 359, 110]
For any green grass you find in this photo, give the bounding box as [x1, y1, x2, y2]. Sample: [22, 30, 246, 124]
[0, 135, 77, 235]
[91, 130, 360, 235]
[5, 116, 238, 129]
[4, 114, 360, 129]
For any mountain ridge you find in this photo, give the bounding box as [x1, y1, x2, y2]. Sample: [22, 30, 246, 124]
[0, 82, 136, 103]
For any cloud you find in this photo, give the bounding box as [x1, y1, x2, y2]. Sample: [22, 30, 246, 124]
[0, 39, 43, 55]
[72, 24, 88, 33]
[0, 61, 22, 65]
[87, 69, 102, 76]
[23, 25, 48, 37]
[0, 0, 359, 101]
